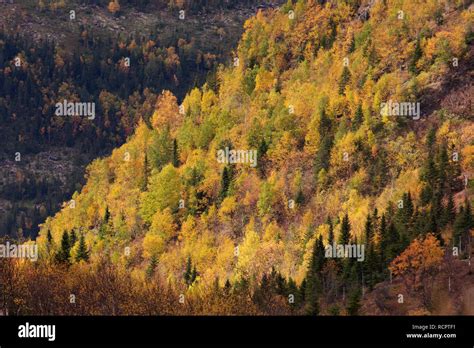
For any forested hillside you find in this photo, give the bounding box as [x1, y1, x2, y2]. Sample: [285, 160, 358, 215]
[1, 0, 473, 315]
[0, 0, 282, 237]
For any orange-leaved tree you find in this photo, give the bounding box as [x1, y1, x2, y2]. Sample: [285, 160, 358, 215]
[108, 0, 121, 16]
[389, 233, 444, 309]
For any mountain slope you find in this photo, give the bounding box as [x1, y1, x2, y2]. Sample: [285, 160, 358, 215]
[4, 0, 474, 315]
[0, 0, 284, 238]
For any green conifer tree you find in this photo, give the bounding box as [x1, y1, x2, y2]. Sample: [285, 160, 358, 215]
[69, 230, 77, 247]
[346, 287, 362, 315]
[338, 66, 351, 95]
[47, 230, 53, 244]
[353, 103, 363, 129]
[442, 190, 456, 226]
[305, 235, 325, 315]
[339, 213, 351, 245]
[172, 139, 180, 167]
[145, 254, 158, 279]
[75, 233, 89, 262]
[409, 37, 422, 74]
[219, 167, 231, 202]
[55, 231, 71, 264]
[184, 256, 193, 286]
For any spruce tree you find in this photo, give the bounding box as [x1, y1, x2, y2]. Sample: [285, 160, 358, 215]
[46, 229, 53, 252]
[443, 191, 456, 226]
[184, 256, 193, 286]
[403, 192, 414, 223]
[305, 235, 325, 315]
[98, 207, 111, 239]
[75, 233, 89, 262]
[409, 37, 422, 74]
[145, 255, 158, 279]
[104, 206, 110, 223]
[339, 213, 351, 245]
[396, 192, 414, 237]
[412, 208, 427, 237]
[46, 229, 54, 254]
[432, 190, 444, 223]
[172, 139, 180, 167]
[98, 222, 107, 239]
[315, 135, 333, 175]
[69, 230, 77, 247]
[295, 188, 305, 205]
[353, 104, 363, 129]
[364, 213, 378, 287]
[364, 214, 373, 245]
[257, 139, 268, 171]
[224, 279, 232, 293]
[437, 143, 449, 192]
[55, 231, 71, 264]
[372, 208, 379, 233]
[254, 273, 267, 306]
[338, 66, 351, 95]
[366, 244, 378, 289]
[319, 108, 332, 134]
[386, 222, 401, 261]
[299, 278, 307, 303]
[367, 43, 378, 67]
[311, 235, 326, 276]
[426, 126, 436, 150]
[275, 270, 286, 295]
[314, 109, 333, 175]
[287, 277, 299, 309]
[429, 211, 443, 245]
[258, 139, 268, 156]
[219, 167, 231, 201]
[305, 289, 319, 315]
[346, 287, 362, 315]
[191, 265, 198, 284]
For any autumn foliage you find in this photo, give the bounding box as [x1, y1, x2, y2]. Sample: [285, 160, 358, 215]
[389, 234, 444, 307]
[2, 0, 473, 315]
